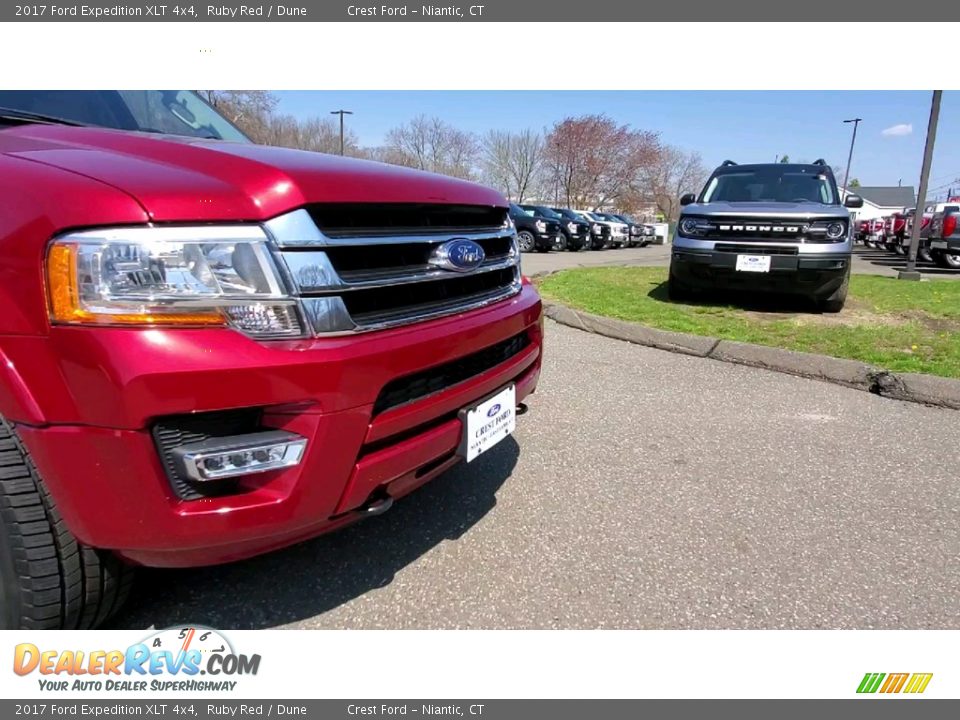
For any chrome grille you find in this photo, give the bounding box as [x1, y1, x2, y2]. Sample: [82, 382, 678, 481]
[263, 207, 522, 335]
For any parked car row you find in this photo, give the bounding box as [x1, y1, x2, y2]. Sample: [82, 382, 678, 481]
[855, 202, 960, 269]
[508, 203, 656, 252]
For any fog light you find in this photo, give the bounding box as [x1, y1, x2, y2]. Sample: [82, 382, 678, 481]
[173, 431, 307, 482]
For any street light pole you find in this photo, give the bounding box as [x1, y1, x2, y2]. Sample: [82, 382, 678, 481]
[841, 117, 862, 191]
[901, 90, 942, 279]
[330, 109, 353, 155]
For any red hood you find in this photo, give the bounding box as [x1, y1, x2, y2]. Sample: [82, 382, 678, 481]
[0, 125, 506, 222]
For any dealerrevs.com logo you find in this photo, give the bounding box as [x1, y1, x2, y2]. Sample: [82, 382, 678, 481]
[13, 626, 260, 692]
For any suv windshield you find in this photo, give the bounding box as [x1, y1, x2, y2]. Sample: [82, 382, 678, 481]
[0, 90, 249, 142]
[521, 205, 562, 220]
[701, 166, 838, 205]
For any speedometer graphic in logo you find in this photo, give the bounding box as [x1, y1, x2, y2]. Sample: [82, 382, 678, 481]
[142, 626, 234, 657]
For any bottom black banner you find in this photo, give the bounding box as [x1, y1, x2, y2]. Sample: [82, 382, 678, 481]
[4, 700, 957, 719]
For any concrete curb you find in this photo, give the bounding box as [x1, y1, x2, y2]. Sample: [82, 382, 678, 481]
[542, 300, 960, 411]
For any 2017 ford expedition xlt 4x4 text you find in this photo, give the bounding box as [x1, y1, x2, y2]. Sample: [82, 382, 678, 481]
[0, 91, 543, 629]
[670, 160, 863, 312]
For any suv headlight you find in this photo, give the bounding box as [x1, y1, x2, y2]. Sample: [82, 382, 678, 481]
[46, 225, 302, 338]
[825, 221, 847, 240]
[535, 219, 547, 233]
[807, 220, 848, 242]
[591, 223, 602, 234]
[679, 218, 706, 236]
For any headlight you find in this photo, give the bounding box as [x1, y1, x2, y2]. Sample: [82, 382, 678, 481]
[826, 222, 847, 240]
[807, 220, 848, 242]
[567, 222, 577, 233]
[679, 218, 702, 236]
[46, 225, 302, 338]
[535, 220, 547, 233]
[592, 224, 602, 234]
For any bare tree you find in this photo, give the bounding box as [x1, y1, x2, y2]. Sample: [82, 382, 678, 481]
[545, 115, 660, 209]
[383, 115, 478, 179]
[641, 146, 708, 222]
[480, 129, 544, 202]
[197, 91, 277, 141]
[258, 113, 360, 155]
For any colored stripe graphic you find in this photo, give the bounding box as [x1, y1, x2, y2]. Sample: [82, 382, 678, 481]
[880, 673, 909, 693]
[857, 673, 885, 693]
[857, 672, 933, 694]
[903, 673, 933, 694]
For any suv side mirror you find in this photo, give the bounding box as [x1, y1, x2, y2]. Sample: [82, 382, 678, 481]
[680, 193, 697, 206]
[844, 194, 864, 208]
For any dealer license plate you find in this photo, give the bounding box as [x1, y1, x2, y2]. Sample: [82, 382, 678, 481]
[735, 254, 772, 273]
[931, 241, 948, 249]
[461, 385, 516, 463]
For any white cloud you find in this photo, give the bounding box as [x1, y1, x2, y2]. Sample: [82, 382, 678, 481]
[882, 123, 913, 137]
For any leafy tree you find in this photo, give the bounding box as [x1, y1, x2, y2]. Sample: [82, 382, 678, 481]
[544, 114, 660, 209]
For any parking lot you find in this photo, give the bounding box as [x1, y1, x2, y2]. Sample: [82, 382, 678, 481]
[117, 317, 960, 630]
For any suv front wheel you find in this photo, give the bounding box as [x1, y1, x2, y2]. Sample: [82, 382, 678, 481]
[816, 267, 850, 313]
[0, 418, 133, 629]
[667, 265, 696, 302]
[517, 231, 536, 253]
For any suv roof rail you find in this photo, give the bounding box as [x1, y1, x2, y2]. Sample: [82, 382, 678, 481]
[721, 159, 737, 167]
[813, 158, 827, 166]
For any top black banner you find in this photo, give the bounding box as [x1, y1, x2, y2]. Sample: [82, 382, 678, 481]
[3, 0, 955, 21]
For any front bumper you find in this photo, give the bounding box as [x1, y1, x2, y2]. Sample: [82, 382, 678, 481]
[562, 229, 590, 249]
[671, 246, 850, 297]
[12, 285, 543, 567]
[536, 231, 563, 250]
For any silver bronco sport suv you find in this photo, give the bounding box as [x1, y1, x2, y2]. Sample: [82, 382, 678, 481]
[669, 160, 863, 312]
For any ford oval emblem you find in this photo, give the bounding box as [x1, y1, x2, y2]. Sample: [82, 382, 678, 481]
[487, 403, 501, 418]
[429, 238, 486, 273]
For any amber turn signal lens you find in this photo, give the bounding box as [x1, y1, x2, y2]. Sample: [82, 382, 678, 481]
[46, 243, 225, 327]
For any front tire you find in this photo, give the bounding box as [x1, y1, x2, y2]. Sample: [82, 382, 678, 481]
[0, 418, 133, 629]
[816, 268, 850, 313]
[667, 265, 695, 302]
[517, 231, 536, 253]
[932, 249, 960, 269]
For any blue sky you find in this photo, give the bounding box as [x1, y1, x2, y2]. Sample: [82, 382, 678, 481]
[276, 91, 960, 199]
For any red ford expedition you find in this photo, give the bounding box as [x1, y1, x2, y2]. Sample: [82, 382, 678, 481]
[0, 91, 543, 628]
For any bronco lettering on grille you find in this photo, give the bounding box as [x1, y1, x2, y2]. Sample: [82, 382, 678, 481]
[717, 224, 802, 233]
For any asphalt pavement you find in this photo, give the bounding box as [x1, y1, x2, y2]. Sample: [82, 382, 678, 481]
[116, 320, 960, 630]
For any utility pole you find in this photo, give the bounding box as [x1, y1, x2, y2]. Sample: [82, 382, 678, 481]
[842, 117, 862, 192]
[329, 109, 353, 155]
[901, 90, 942, 280]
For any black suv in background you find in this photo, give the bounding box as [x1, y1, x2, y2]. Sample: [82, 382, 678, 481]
[560, 209, 611, 249]
[523, 205, 590, 250]
[509, 203, 563, 252]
